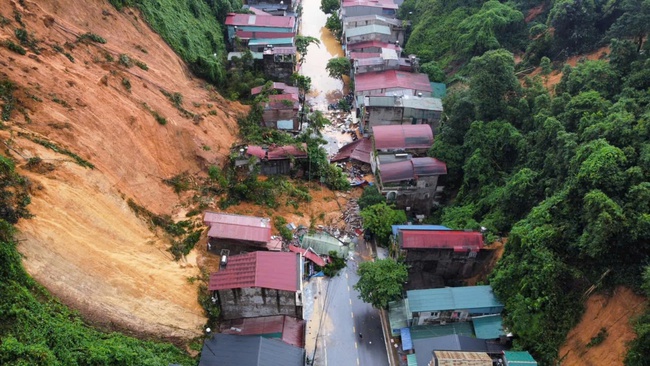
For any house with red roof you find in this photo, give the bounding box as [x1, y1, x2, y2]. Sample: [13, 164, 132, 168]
[258, 93, 301, 131]
[209, 251, 303, 319]
[390, 226, 496, 289]
[368, 125, 447, 213]
[220, 315, 306, 348]
[203, 212, 273, 252]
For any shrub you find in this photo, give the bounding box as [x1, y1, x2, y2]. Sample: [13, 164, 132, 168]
[77, 32, 107, 44]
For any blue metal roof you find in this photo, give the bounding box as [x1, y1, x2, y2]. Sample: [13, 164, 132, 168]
[472, 314, 505, 339]
[401, 327, 413, 351]
[406, 286, 504, 313]
[391, 224, 450, 236]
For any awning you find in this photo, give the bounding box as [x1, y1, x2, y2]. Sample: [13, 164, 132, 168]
[400, 327, 413, 351]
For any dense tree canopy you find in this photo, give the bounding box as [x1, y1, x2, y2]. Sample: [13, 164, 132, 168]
[354, 259, 408, 309]
[360, 203, 407, 246]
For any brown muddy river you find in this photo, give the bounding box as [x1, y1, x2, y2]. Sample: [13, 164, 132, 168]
[299, 0, 345, 109]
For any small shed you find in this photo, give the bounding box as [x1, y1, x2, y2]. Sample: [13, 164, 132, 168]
[406, 286, 504, 325]
[502, 351, 538, 366]
[204, 212, 272, 251]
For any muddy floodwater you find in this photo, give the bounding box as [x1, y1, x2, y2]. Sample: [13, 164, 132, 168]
[299, 0, 346, 110]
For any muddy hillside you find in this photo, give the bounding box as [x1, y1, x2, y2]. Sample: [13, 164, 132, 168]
[1, 0, 246, 341]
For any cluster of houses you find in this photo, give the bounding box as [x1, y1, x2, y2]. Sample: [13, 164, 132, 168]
[199, 211, 348, 365]
[386, 224, 538, 366]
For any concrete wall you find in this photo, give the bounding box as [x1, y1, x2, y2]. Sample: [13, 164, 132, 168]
[402, 248, 496, 289]
[263, 54, 295, 83]
[217, 287, 302, 320]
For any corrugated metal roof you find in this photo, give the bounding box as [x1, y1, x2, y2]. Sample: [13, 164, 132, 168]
[344, 14, 402, 26]
[251, 82, 299, 96]
[288, 244, 327, 267]
[366, 95, 442, 111]
[248, 37, 294, 46]
[349, 52, 382, 60]
[220, 315, 305, 348]
[348, 40, 400, 50]
[472, 314, 504, 339]
[410, 322, 475, 340]
[355, 70, 432, 93]
[300, 232, 349, 257]
[263, 46, 296, 55]
[421, 335, 491, 353]
[503, 351, 538, 365]
[204, 212, 272, 243]
[392, 224, 450, 236]
[346, 24, 392, 38]
[330, 137, 372, 164]
[373, 124, 433, 150]
[412, 157, 448, 175]
[380, 160, 415, 182]
[433, 351, 492, 366]
[199, 334, 304, 366]
[342, 0, 399, 9]
[406, 286, 504, 313]
[399, 230, 482, 252]
[401, 327, 414, 351]
[225, 13, 296, 28]
[246, 6, 273, 16]
[208, 252, 299, 292]
[247, 144, 307, 161]
[236, 30, 295, 40]
[407, 354, 418, 366]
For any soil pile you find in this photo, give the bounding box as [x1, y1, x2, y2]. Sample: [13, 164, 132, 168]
[1, 0, 245, 341]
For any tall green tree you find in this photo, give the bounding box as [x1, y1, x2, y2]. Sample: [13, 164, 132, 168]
[468, 49, 522, 122]
[608, 0, 650, 52]
[320, 0, 340, 14]
[360, 202, 407, 246]
[456, 0, 525, 56]
[295, 35, 320, 64]
[326, 57, 351, 80]
[354, 259, 408, 309]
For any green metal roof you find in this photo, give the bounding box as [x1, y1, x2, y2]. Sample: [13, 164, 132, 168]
[346, 24, 391, 38]
[472, 314, 505, 339]
[410, 322, 474, 340]
[407, 354, 418, 366]
[406, 286, 503, 313]
[300, 233, 349, 257]
[503, 351, 537, 365]
[430, 82, 447, 98]
[248, 37, 294, 46]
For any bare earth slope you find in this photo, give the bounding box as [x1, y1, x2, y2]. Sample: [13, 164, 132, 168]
[1, 0, 244, 341]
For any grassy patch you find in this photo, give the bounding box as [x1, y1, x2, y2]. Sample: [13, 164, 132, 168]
[160, 89, 194, 118]
[3, 40, 26, 55]
[122, 77, 131, 91]
[1, 78, 17, 121]
[134, 59, 148, 70]
[17, 132, 95, 169]
[77, 32, 107, 44]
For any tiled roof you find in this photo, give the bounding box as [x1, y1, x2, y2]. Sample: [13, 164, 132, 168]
[246, 144, 308, 160]
[406, 286, 504, 313]
[225, 13, 296, 29]
[399, 229, 482, 251]
[208, 251, 299, 292]
[330, 138, 372, 164]
[204, 212, 272, 244]
[355, 70, 432, 93]
[373, 124, 433, 150]
[220, 315, 305, 348]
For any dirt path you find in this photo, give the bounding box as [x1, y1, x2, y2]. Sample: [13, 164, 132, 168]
[559, 287, 646, 365]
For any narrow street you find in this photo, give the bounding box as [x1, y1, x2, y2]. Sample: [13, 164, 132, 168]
[298, 2, 387, 364]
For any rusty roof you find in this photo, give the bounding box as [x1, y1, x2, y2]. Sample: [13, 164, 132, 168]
[208, 251, 299, 292]
[221, 315, 306, 348]
[247, 144, 308, 161]
[225, 13, 296, 29]
[204, 212, 271, 243]
[330, 137, 372, 164]
[288, 244, 327, 267]
[355, 70, 432, 93]
[433, 351, 492, 366]
[399, 230, 483, 252]
[251, 82, 300, 96]
[373, 124, 433, 150]
[379, 157, 446, 183]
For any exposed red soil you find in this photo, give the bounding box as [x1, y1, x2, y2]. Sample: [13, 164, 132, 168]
[2, 0, 246, 341]
[559, 287, 646, 366]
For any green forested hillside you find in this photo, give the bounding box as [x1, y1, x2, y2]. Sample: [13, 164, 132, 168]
[402, 0, 650, 364]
